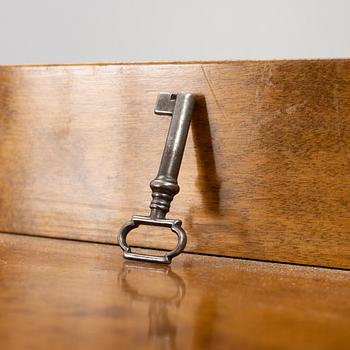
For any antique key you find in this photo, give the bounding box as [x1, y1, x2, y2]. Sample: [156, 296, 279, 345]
[118, 92, 195, 264]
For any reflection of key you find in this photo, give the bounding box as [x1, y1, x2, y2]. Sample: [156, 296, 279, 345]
[118, 92, 195, 264]
[118, 261, 186, 349]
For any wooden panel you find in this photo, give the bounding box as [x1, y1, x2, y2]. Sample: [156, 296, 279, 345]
[0, 60, 349, 268]
[0, 233, 349, 350]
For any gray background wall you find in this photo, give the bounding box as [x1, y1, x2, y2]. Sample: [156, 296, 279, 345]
[0, 0, 349, 64]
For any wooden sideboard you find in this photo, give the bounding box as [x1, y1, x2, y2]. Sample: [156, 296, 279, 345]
[0, 60, 349, 349]
[1, 232, 349, 350]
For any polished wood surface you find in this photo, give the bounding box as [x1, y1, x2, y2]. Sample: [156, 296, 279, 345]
[0, 232, 349, 350]
[0, 60, 350, 268]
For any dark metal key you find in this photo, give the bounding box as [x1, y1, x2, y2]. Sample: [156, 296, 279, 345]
[118, 92, 195, 264]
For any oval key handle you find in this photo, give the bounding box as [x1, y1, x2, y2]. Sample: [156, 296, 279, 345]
[119, 215, 187, 264]
[118, 92, 195, 264]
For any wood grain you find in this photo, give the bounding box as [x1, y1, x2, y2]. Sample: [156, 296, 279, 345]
[0, 233, 349, 350]
[0, 60, 349, 268]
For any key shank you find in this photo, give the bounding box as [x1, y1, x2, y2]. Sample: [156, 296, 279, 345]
[150, 92, 195, 219]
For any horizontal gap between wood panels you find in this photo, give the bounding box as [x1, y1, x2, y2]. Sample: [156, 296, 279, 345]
[1, 230, 349, 272]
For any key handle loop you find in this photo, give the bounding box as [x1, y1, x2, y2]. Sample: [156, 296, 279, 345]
[118, 215, 187, 264]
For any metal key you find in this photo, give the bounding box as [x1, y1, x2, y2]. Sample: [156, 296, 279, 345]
[118, 92, 195, 264]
